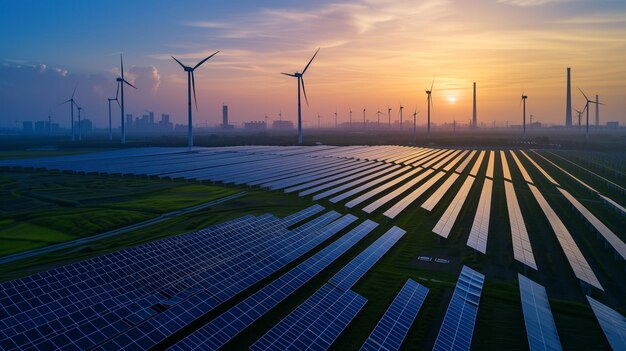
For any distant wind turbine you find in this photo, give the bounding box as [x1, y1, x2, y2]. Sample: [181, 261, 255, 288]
[334, 109, 338, 128]
[399, 105, 404, 129]
[413, 108, 420, 144]
[579, 88, 604, 141]
[363, 108, 366, 128]
[376, 109, 382, 128]
[426, 80, 434, 139]
[172, 51, 219, 148]
[349, 108, 352, 128]
[116, 54, 137, 144]
[61, 85, 78, 141]
[281, 48, 320, 145]
[387, 106, 391, 128]
[520, 92, 527, 139]
[575, 108, 583, 131]
[107, 82, 120, 141]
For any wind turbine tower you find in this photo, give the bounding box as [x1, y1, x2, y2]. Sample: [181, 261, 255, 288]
[575, 109, 583, 131]
[172, 51, 219, 148]
[472, 82, 477, 129]
[116, 55, 137, 144]
[281, 48, 320, 145]
[107, 82, 119, 141]
[363, 108, 366, 128]
[565, 67, 572, 127]
[376, 109, 382, 128]
[595, 95, 600, 127]
[399, 105, 404, 129]
[349, 108, 352, 127]
[426, 80, 434, 139]
[521, 93, 527, 138]
[387, 106, 391, 128]
[334, 110, 338, 128]
[62, 86, 78, 141]
[413, 109, 419, 144]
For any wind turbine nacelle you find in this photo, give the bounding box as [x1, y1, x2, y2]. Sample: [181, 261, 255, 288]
[294, 72, 302, 77]
[184, 66, 193, 72]
[116, 77, 123, 82]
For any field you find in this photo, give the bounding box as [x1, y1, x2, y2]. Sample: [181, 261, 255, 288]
[0, 143, 624, 351]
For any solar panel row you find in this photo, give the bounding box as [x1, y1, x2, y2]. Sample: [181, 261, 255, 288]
[586, 296, 626, 351]
[432, 176, 476, 238]
[384, 171, 445, 219]
[518, 274, 562, 351]
[360, 279, 429, 351]
[362, 169, 434, 214]
[504, 181, 537, 270]
[467, 178, 493, 253]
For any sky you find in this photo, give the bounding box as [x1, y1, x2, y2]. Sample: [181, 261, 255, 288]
[1, 0, 625, 129]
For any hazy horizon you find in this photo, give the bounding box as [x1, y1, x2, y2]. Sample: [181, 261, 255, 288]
[2, 0, 626, 129]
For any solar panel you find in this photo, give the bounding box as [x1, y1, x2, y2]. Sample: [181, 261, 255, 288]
[519, 150, 559, 186]
[455, 150, 476, 174]
[558, 188, 626, 261]
[362, 169, 434, 214]
[299, 163, 392, 197]
[518, 274, 562, 351]
[384, 171, 445, 219]
[421, 173, 460, 212]
[443, 150, 469, 172]
[345, 168, 422, 208]
[509, 150, 533, 183]
[432, 175, 475, 238]
[467, 178, 493, 253]
[433, 266, 485, 351]
[528, 184, 603, 290]
[312, 164, 401, 201]
[504, 181, 537, 270]
[422, 149, 453, 169]
[501, 150, 512, 181]
[284, 161, 379, 193]
[170, 220, 379, 351]
[251, 283, 367, 351]
[329, 166, 412, 204]
[586, 296, 626, 351]
[329, 226, 405, 291]
[469, 151, 485, 176]
[360, 279, 429, 351]
[532, 150, 598, 193]
[485, 151, 495, 178]
[433, 150, 462, 170]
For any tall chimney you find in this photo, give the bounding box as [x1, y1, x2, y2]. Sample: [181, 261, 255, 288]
[566, 67, 572, 127]
[595, 95, 599, 127]
[472, 82, 477, 129]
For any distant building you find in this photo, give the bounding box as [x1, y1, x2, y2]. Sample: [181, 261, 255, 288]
[126, 114, 133, 128]
[158, 114, 173, 131]
[606, 121, 619, 129]
[272, 120, 294, 129]
[244, 121, 267, 130]
[34, 121, 46, 132]
[23, 121, 33, 131]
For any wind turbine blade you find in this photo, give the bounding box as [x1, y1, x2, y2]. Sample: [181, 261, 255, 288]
[430, 79, 434, 92]
[120, 54, 124, 78]
[281, 72, 296, 77]
[597, 102, 606, 106]
[123, 79, 137, 89]
[192, 72, 198, 111]
[61, 99, 72, 104]
[71, 84, 77, 98]
[302, 48, 320, 74]
[193, 51, 219, 70]
[171, 56, 186, 69]
[115, 81, 120, 99]
[301, 77, 309, 106]
[578, 87, 589, 101]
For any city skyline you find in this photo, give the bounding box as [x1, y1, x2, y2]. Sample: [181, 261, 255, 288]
[1, 0, 626, 129]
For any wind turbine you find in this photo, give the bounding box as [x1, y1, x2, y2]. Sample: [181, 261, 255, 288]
[349, 108, 352, 128]
[575, 108, 583, 131]
[579, 88, 604, 140]
[116, 54, 137, 144]
[363, 108, 366, 128]
[61, 85, 78, 141]
[47, 110, 52, 136]
[387, 106, 392, 128]
[413, 108, 420, 144]
[425, 80, 434, 139]
[318, 114, 321, 129]
[172, 51, 219, 148]
[281, 48, 320, 145]
[399, 105, 404, 129]
[334, 109, 338, 128]
[376, 109, 382, 128]
[520, 92, 527, 139]
[107, 82, 120, 141]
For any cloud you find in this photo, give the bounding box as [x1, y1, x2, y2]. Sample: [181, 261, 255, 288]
[497, 0, 578, 6]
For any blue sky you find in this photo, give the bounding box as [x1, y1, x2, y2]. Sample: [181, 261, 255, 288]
[1, 0, 625, 128]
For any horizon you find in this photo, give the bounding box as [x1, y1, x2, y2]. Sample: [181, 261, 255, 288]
[1, 0, 626, 129]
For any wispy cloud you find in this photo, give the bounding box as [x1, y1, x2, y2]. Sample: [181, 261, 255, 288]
[497, 0, 578, 7]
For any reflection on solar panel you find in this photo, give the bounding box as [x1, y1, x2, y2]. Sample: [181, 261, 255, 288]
[329, 167, 412, 204]
[360, 279, 429, 351]
[510, 150, 533, 183]
[586, 296, 626, 351]
[345, 168, 422, 208]
[504, 181, 537, 270]
[558, 188, 626, 261]
[456, 150, 477, 174]
[251, 284, 367, 351]
[384, 171, 445, 219]
[281, 204, 325, 227]
[285, 162, 379, 193]
[422, 149, 453, 169]
[518, 274, 562, 351]
[485, 151, 494, 178]
[528, 184, 603, 290]
[298, 163, 391, 197]
[520, 150, 559, 186]
[421, 173, 460, 212]
[469, 151, 485, 176]
[362, 169, 434, 213]
[330, 226, 405, 290]
[170, 220, 379, 351]
[433, 176, 476, 238]
[444, 150, 469, 172]
[313, 165, 401, 201]
[467, 178, 493, 253]
[433, 150, 462, 170]
[501, 150, 512, 181]
[433, 266, 485, 351]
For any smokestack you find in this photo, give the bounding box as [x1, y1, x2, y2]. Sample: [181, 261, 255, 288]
[473, 82, 477, 129]
[595, 95, 599, 127]
[566, 67, 572, 127]
[222, 104, 228, 126]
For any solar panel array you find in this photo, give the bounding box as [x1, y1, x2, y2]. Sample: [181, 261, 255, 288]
[360, 279, 429, 351]
[528, 184, 603, 290]
[329, 226, 405, 291]
[518, 274, 562, 351]
[384, 171, 445, 219]
[520, 150, 559, 186]
[421, 173, 460, 212]
[362, 169, 433, 214]
[433, 266, 485, 351]
[510, 150, 533, 184]
[170, 220, 379, 351]
[501, 150, 512, 181]
[504, 181, 537, 269]
[586, 296, 626, 351]
[432, 176, 475, 238]
[251, 283, 367, 351]
[0, 205, 349, 351]
[466, 178, 493, 253]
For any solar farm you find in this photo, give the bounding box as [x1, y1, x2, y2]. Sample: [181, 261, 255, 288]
[0, 145, 625, 350]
